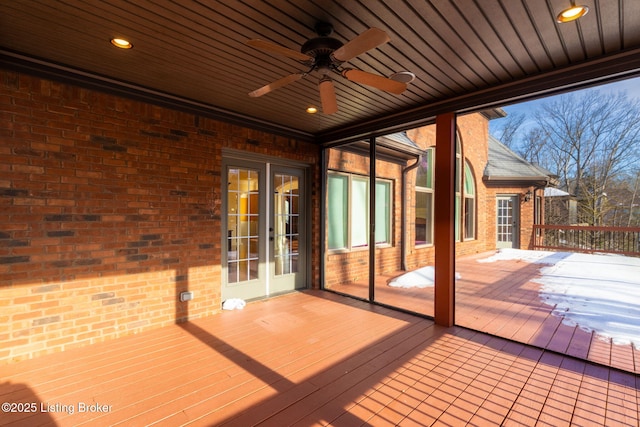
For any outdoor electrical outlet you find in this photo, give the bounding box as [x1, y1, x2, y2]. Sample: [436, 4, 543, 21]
[180, 291, 194, 302]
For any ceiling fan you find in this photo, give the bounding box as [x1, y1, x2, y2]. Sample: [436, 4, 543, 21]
[246, 22, 408, 114]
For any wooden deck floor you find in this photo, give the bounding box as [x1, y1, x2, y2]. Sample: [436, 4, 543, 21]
[1, 290, 638, 426]
[329, 252, 640, 374]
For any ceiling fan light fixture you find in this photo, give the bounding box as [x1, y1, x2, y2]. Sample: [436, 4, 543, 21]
[557, 4, 589, 23]
[110, 38, 133, 49]
[390, 71, 416, 83]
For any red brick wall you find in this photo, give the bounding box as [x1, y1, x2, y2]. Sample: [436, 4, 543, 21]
[0, 70, 320, 364]
[456, 113, 494, 256]
[404, 114, 496, 270]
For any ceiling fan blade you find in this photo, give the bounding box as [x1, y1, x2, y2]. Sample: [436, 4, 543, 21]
[319, 77, 338, 114]
[246, 39, 313, 62]
[331, 28, 390, 62]
[342, 69, 407, 94]
[248, 73, 305, 97]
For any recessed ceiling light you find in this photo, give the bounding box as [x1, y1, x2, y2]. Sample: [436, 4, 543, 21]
[306, 106, 318, 114]
[110, 38, 133, 49]
[557, 4, 589, 23]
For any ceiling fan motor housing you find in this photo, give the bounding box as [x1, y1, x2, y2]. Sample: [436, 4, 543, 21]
[301, 37, 343, 59]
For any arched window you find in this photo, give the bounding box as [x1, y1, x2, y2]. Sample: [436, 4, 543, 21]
[415, 148, 434, 246]
[455, 135, 477, 242]
[463, 160, 476, 240]
[414, 136, 476, 246]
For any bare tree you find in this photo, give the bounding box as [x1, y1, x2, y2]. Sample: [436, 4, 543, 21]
[517, 127, 552, 169]
[606, 169, 640, 227]
[492, 111, 526, 149]
[523, 90, 640, 225]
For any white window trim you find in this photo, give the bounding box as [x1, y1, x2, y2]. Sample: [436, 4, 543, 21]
[415, 148, 434, 247]
[327, 171, 393, 252]
[463, 160, 476, 241]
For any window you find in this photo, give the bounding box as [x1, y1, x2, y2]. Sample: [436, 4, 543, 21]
[463, 161, 476, 240]
[327, 172, 392, 250]
[455, 138, 477, 242]
[375, 180, 391, 244]
[327, 174, 348, 250]
[414, 138, 477, 246]
[415, 149, 434, 245]
[350, 176, 369, 247]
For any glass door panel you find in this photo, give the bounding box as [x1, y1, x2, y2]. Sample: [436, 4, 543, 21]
[223, 162, 266, 301]
[227, 168, 260, 283]
[273, 173, 299, 276]
[323, 144, 370, 301]
[271, 167, 305, 294]
[497, 196, 519, 248]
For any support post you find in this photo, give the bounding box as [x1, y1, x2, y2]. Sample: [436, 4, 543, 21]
[434, 112, 456, 326]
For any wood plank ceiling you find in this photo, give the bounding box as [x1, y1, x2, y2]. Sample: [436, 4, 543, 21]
[1, 0, 640, 144]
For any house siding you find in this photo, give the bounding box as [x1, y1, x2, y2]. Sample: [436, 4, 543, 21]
[0, 70, 320, 364]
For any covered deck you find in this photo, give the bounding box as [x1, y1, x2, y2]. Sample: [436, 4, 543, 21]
[329, 252, 640, 375]
[2, 289, 638, 426]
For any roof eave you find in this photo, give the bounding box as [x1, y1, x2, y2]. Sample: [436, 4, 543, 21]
[483, 176, 551, 186]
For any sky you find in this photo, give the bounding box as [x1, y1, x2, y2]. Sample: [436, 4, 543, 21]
[489, 76, 640, 136]
[390, 249, 640, 347]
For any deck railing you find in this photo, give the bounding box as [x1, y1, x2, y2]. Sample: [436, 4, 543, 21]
[533, 224, 640, 256]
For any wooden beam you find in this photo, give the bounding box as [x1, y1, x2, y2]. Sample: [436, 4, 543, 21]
[434, 112, 456, 326]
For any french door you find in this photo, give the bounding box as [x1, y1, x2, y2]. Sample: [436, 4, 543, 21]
[496, 195, 519, 249]
[222, 159, 306, 302]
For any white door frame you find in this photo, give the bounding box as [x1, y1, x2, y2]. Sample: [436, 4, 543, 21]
[496, 195, 520, 249]
[221, 150, 309, 302]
